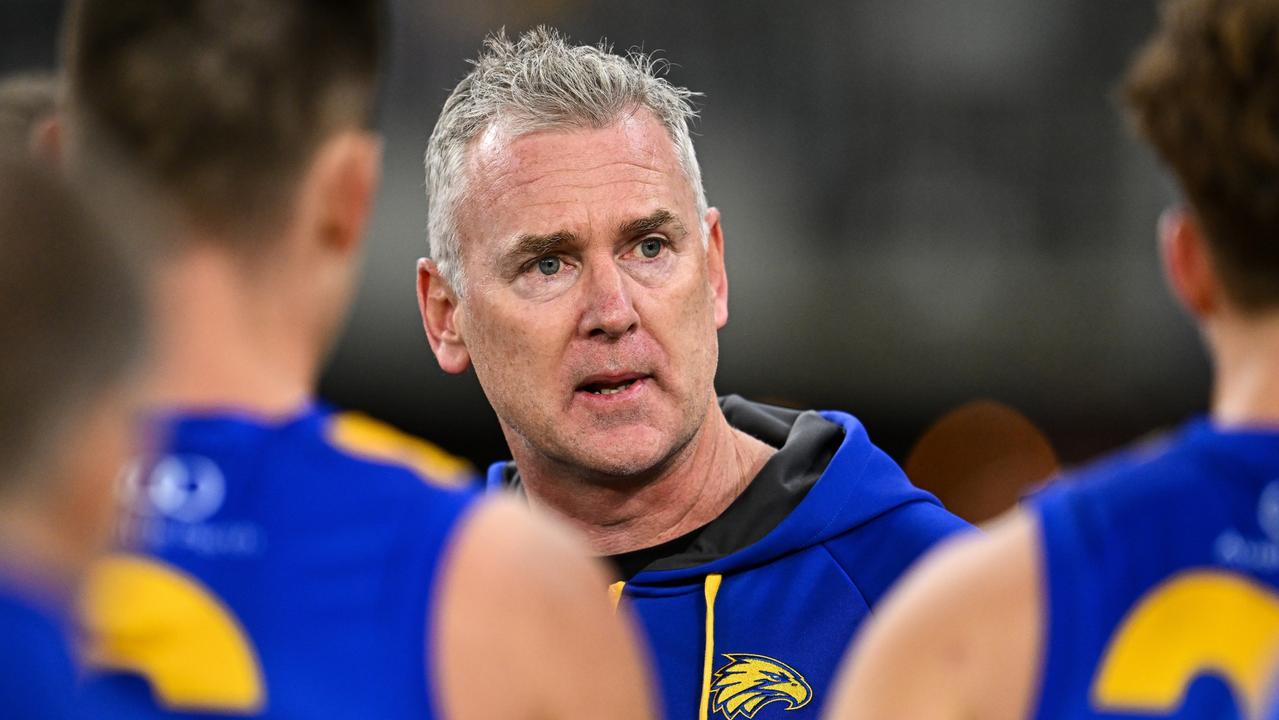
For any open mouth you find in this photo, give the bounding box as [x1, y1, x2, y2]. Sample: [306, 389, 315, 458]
[576, 373, 649, 397]
[582, 379, 638, 395]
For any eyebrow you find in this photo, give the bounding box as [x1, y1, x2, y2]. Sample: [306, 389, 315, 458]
[618, 209, 685, 238]
[507, 231, 580, 261]
[501, 208, 687, 267]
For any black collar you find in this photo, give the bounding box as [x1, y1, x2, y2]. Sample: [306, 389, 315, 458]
[500, 396, 844, 582]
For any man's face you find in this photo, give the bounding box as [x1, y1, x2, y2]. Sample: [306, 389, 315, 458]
[441, 110, 728, 478]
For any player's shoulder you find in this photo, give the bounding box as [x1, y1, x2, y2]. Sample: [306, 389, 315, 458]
[306, 408, 476, 490]
[840, 510, 1041, 719]
[447, 498, 599, 587]
[821, 498, 975, 608]
[1051, 422, 1201, 492]
[1029, 421, 1217, 527]
[435, 497, 656, 719]
[844, 510, 1037, 660]
[154, 404, 475, 491]
[887, 509, 1039, 632]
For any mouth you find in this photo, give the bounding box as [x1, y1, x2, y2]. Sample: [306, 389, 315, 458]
[575, 372, 650, 398]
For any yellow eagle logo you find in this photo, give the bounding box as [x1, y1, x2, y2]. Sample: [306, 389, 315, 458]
[710, 653, 812, 719]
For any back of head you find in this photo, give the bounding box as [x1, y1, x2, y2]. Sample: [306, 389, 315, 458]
[62, 0, 385, 251]
[1124, 0, 1279, 311]
[0, 72, 57, 152]
[425, 26, 706, 293]
[0, 154, 144, 492]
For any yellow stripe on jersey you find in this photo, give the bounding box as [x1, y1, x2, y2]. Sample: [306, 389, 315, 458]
[1091, 569, 1279, 717]
[324, 412, 473, 487]
[79, 553, 266, 713]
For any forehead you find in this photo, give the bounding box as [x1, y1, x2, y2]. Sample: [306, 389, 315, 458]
[460, 110, 695, 242]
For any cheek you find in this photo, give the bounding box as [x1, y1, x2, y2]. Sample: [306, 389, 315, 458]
[463, 300, 564, 392]
[645, 280, 720, 369]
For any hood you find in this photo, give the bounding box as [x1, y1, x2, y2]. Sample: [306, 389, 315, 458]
[487, 395, 939, 586]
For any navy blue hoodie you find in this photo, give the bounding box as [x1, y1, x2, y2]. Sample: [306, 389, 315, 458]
[489, 396, 971, 719]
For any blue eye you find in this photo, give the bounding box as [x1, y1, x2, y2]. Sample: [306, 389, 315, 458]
[639, 237, 663, 258]
[537, 257, 561, 275]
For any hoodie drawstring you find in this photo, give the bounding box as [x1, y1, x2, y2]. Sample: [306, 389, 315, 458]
[609, 574, 723, 719]
[699, 573, 723, 720]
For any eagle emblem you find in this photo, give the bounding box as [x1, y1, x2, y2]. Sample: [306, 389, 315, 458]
[710, 653, 812, 719]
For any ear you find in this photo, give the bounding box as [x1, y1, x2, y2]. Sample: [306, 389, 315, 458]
[1159, 207, 1221, 319]
[299, 130, 382, 257]
[704, 207, 729, 329]
[417, 258, 472, 374]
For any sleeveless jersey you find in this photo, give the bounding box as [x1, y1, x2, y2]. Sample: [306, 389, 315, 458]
[1032, 419, 1279, 719]
[77, 404, 480, 719]
[0, 576, 77, 720]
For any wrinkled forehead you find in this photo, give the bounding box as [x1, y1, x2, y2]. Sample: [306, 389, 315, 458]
[456, 110, 699, 245]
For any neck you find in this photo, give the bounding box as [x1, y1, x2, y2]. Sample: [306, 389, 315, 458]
[145, 242, 318, 417]
[0, 493, 87, 599]
[1209, 310, 1279, 428]
[514, 399, 776, 556]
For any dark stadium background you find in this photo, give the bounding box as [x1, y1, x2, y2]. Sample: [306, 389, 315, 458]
[2, 1, 1201, 477]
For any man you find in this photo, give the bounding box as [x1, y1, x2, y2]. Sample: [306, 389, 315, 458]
[826, 1, 1279, 718]
[0, 156, 143, 718]
[418, 28, 970, 719]
[62, 3, 652, 718]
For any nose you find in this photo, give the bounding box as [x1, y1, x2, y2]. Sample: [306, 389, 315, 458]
[578, 260, 640, 339]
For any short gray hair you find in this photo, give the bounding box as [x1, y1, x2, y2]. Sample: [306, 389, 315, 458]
[425, 26, 707, 294]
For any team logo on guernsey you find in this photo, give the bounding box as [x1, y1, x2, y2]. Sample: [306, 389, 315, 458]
[119, 455, 226, 523]
[115, 455, 261, 557]
[710, 653, 812, 719]
[1259, 481, 1279, 542]
[1215, 480, 1279, 572]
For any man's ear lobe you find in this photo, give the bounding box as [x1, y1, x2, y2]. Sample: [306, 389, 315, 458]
[1160, 207, 1221, 318]
[704, 207, 729, 329]
[418, 258, 472, 374]
[306, 131, 382, 255]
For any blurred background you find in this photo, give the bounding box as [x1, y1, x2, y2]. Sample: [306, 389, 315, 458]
[2, 1, 1201, 496]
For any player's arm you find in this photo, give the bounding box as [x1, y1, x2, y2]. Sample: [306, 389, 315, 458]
[824, 510, 1043, 720]
[434, 497, 656, 719]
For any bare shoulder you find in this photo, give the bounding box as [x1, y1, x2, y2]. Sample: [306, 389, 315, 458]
[826, 510, 1043, 720]
[434, 497, 655, 720]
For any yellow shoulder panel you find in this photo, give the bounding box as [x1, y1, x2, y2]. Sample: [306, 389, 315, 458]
[1091, 569, 1279, 718]
[79, 553, 266, 714]
[324, 412, 473, 487]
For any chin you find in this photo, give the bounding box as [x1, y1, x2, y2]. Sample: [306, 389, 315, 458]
[576, 454, 666, 479]
[561, 425, 685, 480]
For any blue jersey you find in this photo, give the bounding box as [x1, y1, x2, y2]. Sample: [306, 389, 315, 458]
[1031, 419, 1279, 719]
[489, 398, 971, 719]
[78, 404, 480, 719]
[0, 575, 77, 720]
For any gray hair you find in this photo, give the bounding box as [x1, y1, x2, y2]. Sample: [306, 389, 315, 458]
[425, 26, 707, 294]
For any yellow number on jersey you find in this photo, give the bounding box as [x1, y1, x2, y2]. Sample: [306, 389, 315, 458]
[1091, 569, 1279, 717]
[80, 553, 266, 713]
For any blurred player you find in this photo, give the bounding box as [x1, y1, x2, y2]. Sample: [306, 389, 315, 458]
[419, 27, 969, 719]
[827, 0, 1279, 718]
[0, 155, 144, 719]
[0, 72, 59, 160]
[61, 2, 653, 718]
